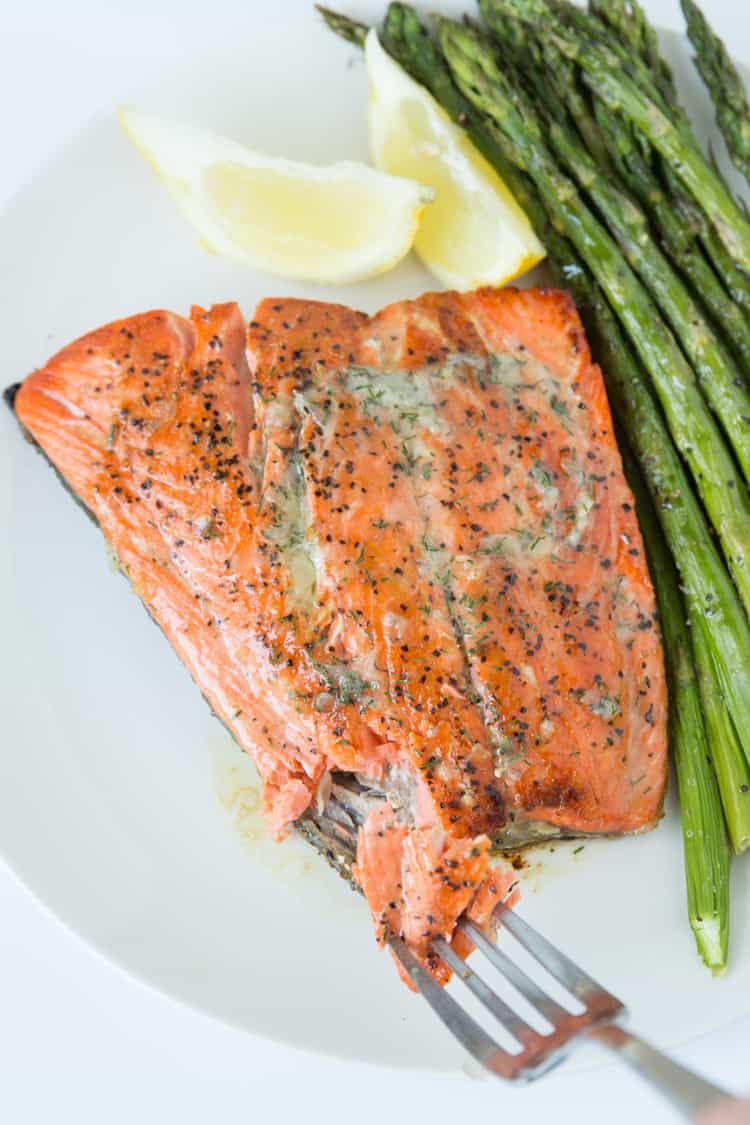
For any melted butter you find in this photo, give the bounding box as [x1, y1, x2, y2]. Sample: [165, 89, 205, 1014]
[513, 838, 591, 898]
[343, 365, 447, 434]
[208, 735, 365, 923]
[561, 450, 595, 550]
[210, 735, 314, 880]
[265, 456, 319, 611]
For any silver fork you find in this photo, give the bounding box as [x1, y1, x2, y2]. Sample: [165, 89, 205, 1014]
[390, 902, 739, 1121]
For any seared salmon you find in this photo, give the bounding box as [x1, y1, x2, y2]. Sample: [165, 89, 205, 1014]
[10, 288, 667, 975]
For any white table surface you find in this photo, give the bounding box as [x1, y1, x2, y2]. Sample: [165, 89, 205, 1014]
[1, 2, 748, 1122]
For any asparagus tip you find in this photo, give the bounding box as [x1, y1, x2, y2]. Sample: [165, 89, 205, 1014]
[315, 5, 369, 49]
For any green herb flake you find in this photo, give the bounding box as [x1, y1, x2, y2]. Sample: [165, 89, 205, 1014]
[550, 394, 574, 432]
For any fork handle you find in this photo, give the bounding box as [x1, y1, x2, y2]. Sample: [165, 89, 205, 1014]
[585, 1023, 738, 1122]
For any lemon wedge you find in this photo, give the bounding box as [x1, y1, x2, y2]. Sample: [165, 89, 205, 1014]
[366, 30, 545, 290]
[119, 108, 434, 283]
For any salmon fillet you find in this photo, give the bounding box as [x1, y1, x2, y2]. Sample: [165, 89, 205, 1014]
[10, 288, 667, 975]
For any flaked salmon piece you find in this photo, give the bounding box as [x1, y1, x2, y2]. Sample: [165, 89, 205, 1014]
[11, 287, 667, 982]
[354, 802, 517, 989]
[354, 803, 407, 945]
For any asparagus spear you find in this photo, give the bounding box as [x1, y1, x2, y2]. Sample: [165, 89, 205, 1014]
[621, 441, 730, 971]
[539, 112, 750, 484]
[549, 0, 687, 133]
[477, 2, 616, 171]
[589, 102, 750, 376]
[482, 0, 750, 313]
[557, 39, 750, 273]
[701, 221, 750, 312]
[479, 0, 750, 275]
[523, 6, 750, 376]
[527, 26, 614, 170]
[691, 612, 750, 857]
[590, 0, 676, 107]
[682, 0, 750, 189]
[573, 0, 750, 317]
[606, 0, 750, 315]
[484, 8, 750, 384]
[583, 0, 750, 316]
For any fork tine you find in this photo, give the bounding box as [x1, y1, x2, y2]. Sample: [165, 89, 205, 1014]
[388, 938, 510, 1068]
[432, 937, 536, 1046]
[494, 904, 620, 1007]
[458, 921, 573, 1024]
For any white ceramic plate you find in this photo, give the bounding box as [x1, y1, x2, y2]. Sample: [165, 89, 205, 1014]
[1, 0, 749, 1075]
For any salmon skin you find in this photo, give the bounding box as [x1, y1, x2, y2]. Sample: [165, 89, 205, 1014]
[10, 288, 667, 976]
